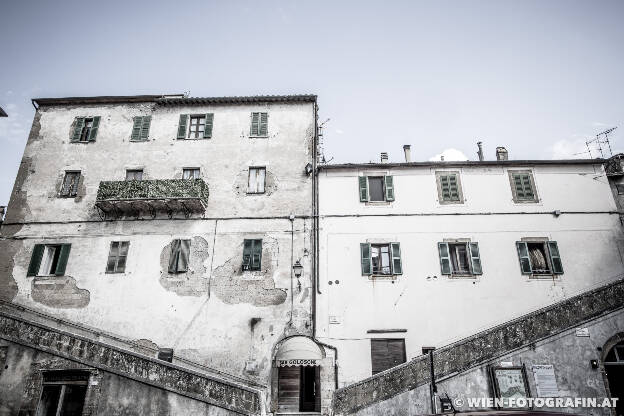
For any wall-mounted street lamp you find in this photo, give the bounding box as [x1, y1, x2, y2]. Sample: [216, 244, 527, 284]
[293, 260, 303, 292]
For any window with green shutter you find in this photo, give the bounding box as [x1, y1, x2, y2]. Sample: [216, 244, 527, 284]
[516, 240, 563, 276]
[243, 239, 262, 271]
[509, 171, 537, 202]
[168, 239, 191, 273]
[27, 244, 71, 276]
[250, 112, 268, 137]
[131, 116, 151, 141]
[106, 241, 129, 273]
[438, 241, 481, 276]
[359, 176, 395, 202]
[436, 172, 463, 204]
[361, 242, 402, 276]
[70, 116, 99, 143]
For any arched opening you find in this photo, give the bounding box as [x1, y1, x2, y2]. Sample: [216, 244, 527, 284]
[274, 336, 323, 414]
[604, 339, 624, 416]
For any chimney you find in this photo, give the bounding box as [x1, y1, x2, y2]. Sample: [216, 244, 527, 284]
[477, 142, 484, 161]
[403, 145, 411, 163]
[380, 152, 388, 163]
[440, 155, 445, 161]
[496, 147, 508, 161]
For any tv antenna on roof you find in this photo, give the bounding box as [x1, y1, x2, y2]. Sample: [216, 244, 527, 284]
[585, 127, 617, 158]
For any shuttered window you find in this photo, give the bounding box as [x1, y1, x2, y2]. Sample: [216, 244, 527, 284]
[27, 244, 71, 277]
[70, 116, 100, 142]
[371, 339, 406, 375]
[177, 114, 214, 139]
[168, 239, 191, 273]
[438, 242, 482, 276]
[437, 172, 462, 203]
[242, 239, 262, 271]
[106, 241, 129, 273]
[359, 176, 395, 202]
[516, 240, 563, 276]
[248, 167, 266, 194]
[510, 171, 537, 202]
[250, 112, 268, 137]
[360, 242, 402, 276]
[60, 171, 80, 197]
[131, 116, 151, 141]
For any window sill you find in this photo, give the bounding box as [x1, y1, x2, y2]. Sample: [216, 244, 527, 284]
[512, 199, 540, 204]
[246, 192, 266, 195]
[105, 271, 126, 274]
[528, 273, 561, 280]
[177, 138, 211, 141]
[448, 273, 477, 279]
[438, 200, 464, 205]
[249, 135, 269, 139]
[58, 195, 77, 199]
[367, 274, 398, 281]
[365, 201, 392, 206]
[129, 139, 149, 142]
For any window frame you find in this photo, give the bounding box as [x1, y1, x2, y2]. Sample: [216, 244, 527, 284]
[435, 171, 464, 204]
[106, 241, 129, 274]
[508, 170, 539, 203]
[516, 238, 563, 277]
[125, 169, 144, 181]
[249, 112, 269, 137]
[36, 370, 90, 416]
[247, 167, 267, 194]
[182, 168, 201, 180]
[370, 338, 406, 375]
[79, 117, 94, 142]
[59, 171, 81, 198]
[188, 114, 206, 139]
[242, 239, 263, 271]
[438, 240, 482, 278]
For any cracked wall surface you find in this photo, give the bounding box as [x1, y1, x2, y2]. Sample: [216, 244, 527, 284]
[31, 275, 90, 308]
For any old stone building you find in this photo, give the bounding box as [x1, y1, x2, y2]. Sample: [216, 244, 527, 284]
[0, 94, 335, 415]
[317, 147, 624, 415]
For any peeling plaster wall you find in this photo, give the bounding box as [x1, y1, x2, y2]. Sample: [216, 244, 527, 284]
[0, 100, 316, 399]
[317, 164, 624, 387]
[351, 310, 624, 416]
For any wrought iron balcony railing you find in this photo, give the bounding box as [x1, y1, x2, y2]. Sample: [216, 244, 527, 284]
[95, 179, 208, 219]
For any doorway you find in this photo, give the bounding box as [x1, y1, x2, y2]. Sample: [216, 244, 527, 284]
[277, 366, 320, 413]
[605, 341, 624, 416]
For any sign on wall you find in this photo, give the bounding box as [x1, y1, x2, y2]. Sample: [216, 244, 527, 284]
[490, 366, 530, 408]
[532, 365, 559, 397]
[277, 359, 320, 367]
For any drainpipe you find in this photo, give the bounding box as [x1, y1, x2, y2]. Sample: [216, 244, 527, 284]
[289, 214, 295, 326]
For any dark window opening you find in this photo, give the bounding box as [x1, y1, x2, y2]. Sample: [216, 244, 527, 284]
[242, 239, 262, 271]
[183, 168, 200, 179]
[188, 115, 206, 139]
[60, 172, 80, 197]
[106, 241, 129, 273]
[371, 244, 391, 275]
[37, 371, 89, 416]
[168, 239, 191, 273]
[40, 245, 62, 276]
[605, 341, 624, 416]
[527, 242, 550, 274]
[371, 338, 406, 375]
[277, 366, 320, 413]
[125, 170, 143, 181]
[368, 177, 385, 201]
[449, 243, 470, 274]
[79, 118, 94, 142]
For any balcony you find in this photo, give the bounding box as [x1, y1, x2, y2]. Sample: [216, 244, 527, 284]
[95, 179, 208, 219]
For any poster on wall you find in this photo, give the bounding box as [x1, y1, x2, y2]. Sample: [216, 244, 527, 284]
[490, 366, 531, 408]
[532, 365, 559, 397]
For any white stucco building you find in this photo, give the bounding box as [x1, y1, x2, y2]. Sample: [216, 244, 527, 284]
[316, 146, 624, 387]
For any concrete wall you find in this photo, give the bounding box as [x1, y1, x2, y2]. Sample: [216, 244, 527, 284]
[317, 163, 624, 386]
[0, 339, 237, 416]
[0, 99, 317, 410]
[353, 309, 624, 416]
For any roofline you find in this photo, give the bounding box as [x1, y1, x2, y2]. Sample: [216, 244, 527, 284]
[319, 159, 605, 170]
[32, 94, 317, 107]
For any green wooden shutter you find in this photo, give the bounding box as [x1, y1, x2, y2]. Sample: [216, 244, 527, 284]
[242, 239, 252, 269]
[516, 241, 533, 274]
[27, 244, 45, 276]
[252, 239, 262, 270]
[177, 114, 188, 139]
[360, 243, 372, 276]
[384, 176, 395, 201]
[178, 239, 191, 272]
[448, 175, 459, 200]
[521, 175, 534, 199]
[54, 244, 72, 276]
[438, 242, 451, 275]
[131, 117, 142, 141]
[259, 113, 268, 136]
[440, 175, 451, 200]
[469, 242, 482, 275]
[168, 239, 181, 273]
[203, 113, 214, 138]
[250, 113, 259, 136]
[88, 116, 100, 141]
[547, 241, 563, 274]
[71, 117, 85, 142]
[140, 116, 151, 140]
[359, 177, 369, 202]
[390, 242, 402, 275]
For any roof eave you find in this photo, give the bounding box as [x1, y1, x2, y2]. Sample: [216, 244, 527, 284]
[319, 159, 605, 170]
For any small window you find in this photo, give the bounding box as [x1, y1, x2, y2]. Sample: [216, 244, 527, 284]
[125, 169, 143, 181]
[438, 242, 482, 276]
[360, 242, 402, 276]
[37, 371, 89, 416]
[509, 171, 538, 202]
[616, 184, 624, 195]
[183, 168, 200, 179]
[359, 176, 395, 202]
[106, 241, 129, 273]
[370, 339, 406, 375]
[242, 239, 262, 271]
[131, 116, 151, 141]
[168, 239, 191, 273]
[516, 240, 563, 276]
[436, 171, 463, 203]
[27, 244, 72, 277]
[60, 171, 80, 198]
[248, 167, 266, 194]
[70, 116, 100, 142]
[176, 114, 214, 140]
[250, 112, 268, 137]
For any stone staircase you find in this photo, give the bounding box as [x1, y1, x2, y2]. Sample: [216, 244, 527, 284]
[0, 300, 263, 415]
[332, 278, 624, 415]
